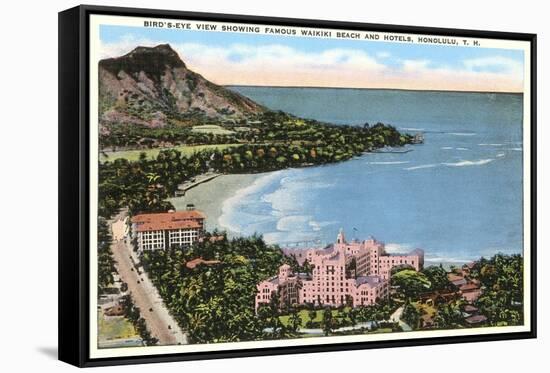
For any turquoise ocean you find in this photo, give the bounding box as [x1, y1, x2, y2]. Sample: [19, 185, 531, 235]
[220, 87, 524, 264]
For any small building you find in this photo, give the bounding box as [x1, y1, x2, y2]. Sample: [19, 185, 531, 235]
[464, 314, 488, 327]
[448, 273, 467, 287]
[419, 290, 458, 306]
[131, 210, 205, 251]
[459, 283, 482, 303]
[256, 276, 280, 308]
[354, 275, 390, 306]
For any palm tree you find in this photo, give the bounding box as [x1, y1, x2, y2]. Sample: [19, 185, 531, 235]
[348, 307, 358, 326]
[288, 306, 302, 333]
[321, 308, 334, 336]
[307, 309, 317, 328]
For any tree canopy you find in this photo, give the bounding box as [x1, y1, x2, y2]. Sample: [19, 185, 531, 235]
[422, 265, 452, 292]
[140, 232, 285, 343]
[392, 270, 432, 300]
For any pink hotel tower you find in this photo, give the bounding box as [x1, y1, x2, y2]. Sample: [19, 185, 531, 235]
[256, 229, 424, 310]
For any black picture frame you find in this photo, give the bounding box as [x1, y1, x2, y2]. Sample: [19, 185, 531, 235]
[58, 4, 537, 368]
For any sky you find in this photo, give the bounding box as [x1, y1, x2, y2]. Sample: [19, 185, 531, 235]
[100, 25, 525, 92]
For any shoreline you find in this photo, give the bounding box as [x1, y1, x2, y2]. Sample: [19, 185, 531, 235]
[167, 168, 518, 268]
[168, 172, 264, 232]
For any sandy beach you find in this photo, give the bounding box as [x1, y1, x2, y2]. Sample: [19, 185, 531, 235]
[168, 173, 263, 232]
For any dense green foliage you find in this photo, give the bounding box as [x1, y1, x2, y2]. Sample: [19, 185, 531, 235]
[280, 302, 396, 333]
[433, 300, 465, 329]
[470, 254, 524, 326]
[391, 270, 432, 300]
[98, 150, 205, 217]
[100, 110, 412, 152]
[421, 265, 453, 292]
[97, 217, 116, 293]
[282, 253, 313, 276]
[321, 307, 334, 336]
[140, 232, 285, 343]
[257, 292, 287, 338]
[120, 294, 159, 346]
[100, 123, 238, 150]
[428, 254, 524, 330]
[402, 301, 421, 329]
[98, 116, 411, 218]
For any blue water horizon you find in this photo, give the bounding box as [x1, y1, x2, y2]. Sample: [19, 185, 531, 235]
[220, 87, 524, 264]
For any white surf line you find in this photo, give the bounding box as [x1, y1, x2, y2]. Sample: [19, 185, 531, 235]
[442, 158, 495, 167]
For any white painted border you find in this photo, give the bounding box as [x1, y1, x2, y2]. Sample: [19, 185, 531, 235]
[88, 13, 533, 359]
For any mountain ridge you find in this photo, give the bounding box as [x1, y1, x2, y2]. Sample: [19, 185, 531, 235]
[98, 44, 265, 129]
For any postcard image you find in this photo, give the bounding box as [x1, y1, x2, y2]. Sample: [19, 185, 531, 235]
[89, 14, 532, 358]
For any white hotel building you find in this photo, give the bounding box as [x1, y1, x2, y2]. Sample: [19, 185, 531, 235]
[131, 210, 205, 251]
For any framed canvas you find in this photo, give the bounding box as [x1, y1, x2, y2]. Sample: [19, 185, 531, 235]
[58, 5, 537, 367]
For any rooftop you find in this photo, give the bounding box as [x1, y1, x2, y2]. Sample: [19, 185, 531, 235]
[315, 246, 335, 255]
[355, 276, 385, 287]
[135, 220, 202, 232]
[297, 273, 312, 280]
[459, 283, 481, 292]
[464, 314, 487, 324]
[185, 257, 221, 269]
[132, 210, 205, 223]
[132, 210, 205, 232]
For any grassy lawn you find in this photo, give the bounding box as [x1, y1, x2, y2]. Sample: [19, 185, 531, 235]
[100, 143, 241, 162]
[97, 310, 139, 341]
[369, 327, 393, 334]
[279, 308, 352, 327]
[192, 125, 235, 135]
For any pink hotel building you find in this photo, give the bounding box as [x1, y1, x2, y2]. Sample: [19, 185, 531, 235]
[256, 230, 424, 310]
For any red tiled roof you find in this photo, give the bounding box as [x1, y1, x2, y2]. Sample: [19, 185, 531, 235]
[132, 210, 205, 223]
[132, 210, 205, 232]
[185, 257, 221, 269]
[136, 220, 202, 232]
[447, 273, 465, 281]
[460, 283, 481, 292]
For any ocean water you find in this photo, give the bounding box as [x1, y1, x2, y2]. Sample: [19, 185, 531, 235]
[221, 87, 524, 263]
